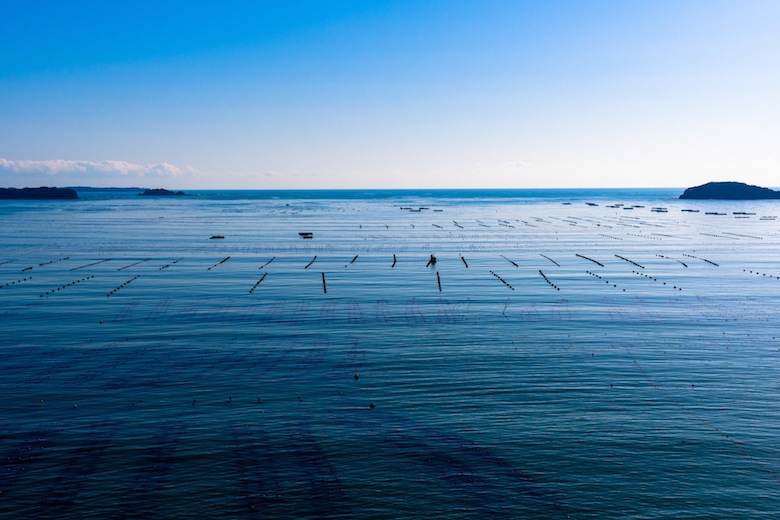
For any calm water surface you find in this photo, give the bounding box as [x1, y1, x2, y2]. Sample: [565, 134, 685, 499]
[1, 190, 779, 518]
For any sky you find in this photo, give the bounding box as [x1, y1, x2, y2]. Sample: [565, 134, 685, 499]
[1, 0, 779, 189]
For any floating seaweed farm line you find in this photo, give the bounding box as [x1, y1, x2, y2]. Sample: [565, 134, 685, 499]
[615, 255, 645, 269]
[489, 270, 514, 290]
[538, 270, 560, 291]
[700, 232, 734, 239]
[626, 233, 661, 240]
[575, 254, 604, 267]
[207, 257, 230, 271]
[631, 270, 682, 291]
[634, 220, 664, 228]
[249, 273, 268, 294]
[159, 258, 183, 270]
[41, 275, 95, 297]
[611, 222, 641, 229]
[656, 254, 687, 267]
[722, 231, 763, 240]
[70, 259, 112, 271]
[1, 276, 33, 289]
[39, 256, 70, 267]
[682, 254, 719, 266]
[743, 269, 780, 279]
[585, 270, 624, 291]
[107, 276, 140, 297]
[117, 259, 150, 271]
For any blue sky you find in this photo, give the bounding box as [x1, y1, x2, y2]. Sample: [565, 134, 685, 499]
[1, 0, 778, 189]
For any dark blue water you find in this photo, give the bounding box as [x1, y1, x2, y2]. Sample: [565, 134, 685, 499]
[1, 189, 779, 518]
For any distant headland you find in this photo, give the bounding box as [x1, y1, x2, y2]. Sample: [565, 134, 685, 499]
[68, 186, 144, 192]
[679, 182, 780, 200]
[0, 187, 78, 200]
[138, 188, 187, 197]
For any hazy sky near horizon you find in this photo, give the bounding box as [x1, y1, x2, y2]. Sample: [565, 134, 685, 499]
[1, 1, 779, 189]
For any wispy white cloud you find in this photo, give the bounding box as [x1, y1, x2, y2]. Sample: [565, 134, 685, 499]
[504, 160, 530, 168]
[0, 158, 197, 178]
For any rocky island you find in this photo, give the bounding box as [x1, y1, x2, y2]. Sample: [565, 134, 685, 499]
[138, 188, 187, 197]
[680, 182, 780, 200]
[0, 187, 79, 200]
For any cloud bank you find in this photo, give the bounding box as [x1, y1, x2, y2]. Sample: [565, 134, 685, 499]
[0, 158, 197, 179]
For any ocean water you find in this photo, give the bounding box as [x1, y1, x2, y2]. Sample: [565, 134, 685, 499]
[1, 189, 779, 518]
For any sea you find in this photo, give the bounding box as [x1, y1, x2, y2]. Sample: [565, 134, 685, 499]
[1, 188, 778, 519]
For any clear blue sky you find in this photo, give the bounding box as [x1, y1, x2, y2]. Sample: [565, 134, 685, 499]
[1, 0, 778, 189]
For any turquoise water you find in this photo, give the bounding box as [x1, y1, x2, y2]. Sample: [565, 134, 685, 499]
[1, 190, 779, 518]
